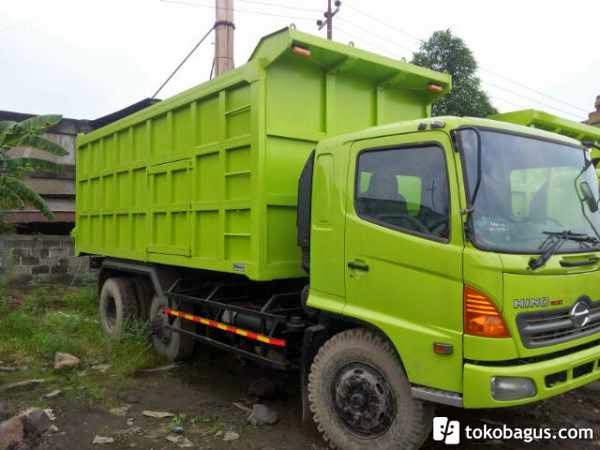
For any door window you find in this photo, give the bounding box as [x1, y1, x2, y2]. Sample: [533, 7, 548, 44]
[355, 145, 450, 240]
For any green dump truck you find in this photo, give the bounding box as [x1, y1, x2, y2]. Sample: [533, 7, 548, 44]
[75, 28, 600, 449]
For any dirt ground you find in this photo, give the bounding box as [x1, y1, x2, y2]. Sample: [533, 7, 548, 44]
[4, 347, 600, 450]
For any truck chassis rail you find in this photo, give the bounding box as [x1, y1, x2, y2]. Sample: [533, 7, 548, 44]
[158, 280, 304, 371]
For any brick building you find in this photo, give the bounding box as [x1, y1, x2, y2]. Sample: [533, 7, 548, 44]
[0, 98, 159, 234]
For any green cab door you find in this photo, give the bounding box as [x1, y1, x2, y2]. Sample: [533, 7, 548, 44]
[343, 130, 465, 393]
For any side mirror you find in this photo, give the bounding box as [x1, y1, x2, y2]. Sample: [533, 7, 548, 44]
[580, 180, 599, 213]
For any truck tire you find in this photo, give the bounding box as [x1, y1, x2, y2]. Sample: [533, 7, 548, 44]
[131, 277, 154, 321]
[149, 295, 194, 361]
[308, 329, 432, 450]
[99, 277, 138, 339]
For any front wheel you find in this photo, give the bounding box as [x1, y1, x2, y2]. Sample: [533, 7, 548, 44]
[308, 329, 432, 450]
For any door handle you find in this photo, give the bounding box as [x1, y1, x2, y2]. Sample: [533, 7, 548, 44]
[348, 260, 369, 272]
[560, 257, 599, 267]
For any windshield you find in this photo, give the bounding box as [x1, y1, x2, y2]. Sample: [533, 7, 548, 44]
[458, 129, 600, 253]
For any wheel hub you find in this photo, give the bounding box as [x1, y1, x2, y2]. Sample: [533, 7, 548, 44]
[333, 362, 396, 437]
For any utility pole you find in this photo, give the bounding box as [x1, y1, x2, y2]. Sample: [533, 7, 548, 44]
[316, 0, 341, 40]
[214, 0, 235, 77]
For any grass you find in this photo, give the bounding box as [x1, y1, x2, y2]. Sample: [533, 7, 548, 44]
[0, 283, 164, 380]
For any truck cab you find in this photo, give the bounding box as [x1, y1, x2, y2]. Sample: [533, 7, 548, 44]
[302, 115, 600, 417]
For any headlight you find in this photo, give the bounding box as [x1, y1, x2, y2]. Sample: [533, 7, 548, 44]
[491, 376, 536, 401]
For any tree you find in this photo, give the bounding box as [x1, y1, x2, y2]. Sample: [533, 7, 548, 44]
[412, 29, 497, 118]
[0, 115, 67, 224]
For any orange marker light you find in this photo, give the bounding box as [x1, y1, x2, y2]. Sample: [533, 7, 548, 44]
[427, 83, 444, 93]
[464, 286, 510, 338]
[291, 45, 311, 58]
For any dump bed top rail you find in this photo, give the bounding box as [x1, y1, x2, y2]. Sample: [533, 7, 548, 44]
[492, 109, 600, 146]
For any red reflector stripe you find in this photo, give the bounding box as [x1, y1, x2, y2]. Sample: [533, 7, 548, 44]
[164, 307, 287, 348]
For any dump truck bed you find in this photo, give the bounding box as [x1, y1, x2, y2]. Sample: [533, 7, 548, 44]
[74, 27, 450, 281]
[492, 109, 600, 146]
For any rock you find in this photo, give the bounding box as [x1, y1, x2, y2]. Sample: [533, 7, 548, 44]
[248, 377, 278, 400]
[109, 405, 131, 417]
[43, 409, 56, 422]
[0, 379, 46, 393]
[54, 352, 80, 370]
[223, 431, 240, 441]
[91, 364, 111, 373]
[137, 363, 181, 373]
[126, 418, 135, 426]
[0, 366, 17, 373]
[166, 434, 194, 448]
[171, 425, 184, 434]
[142, 410, 175, 419]
[21, 408, 50, 435]
[117, 392, 141, 404]
[45, 389, 62, 399]
[143, 429, 165, 440]
[232, 402, 252, 413]
[247, 404, 279, 426]
[0, 402, 9, 421]
[92, 435, 115, 445]
[0, 408, 50, 450]
[0, 415, 24, 450]
[49, 424, 60, 433]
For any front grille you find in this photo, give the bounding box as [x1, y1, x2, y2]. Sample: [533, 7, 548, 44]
[517, 300, 600, 348]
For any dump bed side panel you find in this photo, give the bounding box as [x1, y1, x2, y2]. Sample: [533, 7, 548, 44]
[261, 52, 436, 279]
[76, 74, 259, 276]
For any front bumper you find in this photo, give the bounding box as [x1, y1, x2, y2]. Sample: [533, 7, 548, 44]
[463, 343, 600, 408]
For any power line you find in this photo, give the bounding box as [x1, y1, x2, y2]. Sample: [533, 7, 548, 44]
[160, 0, 314, 21]
[151, 25, 215, 99]
[343, 1, 589, 116]
[482, 79, 582, 121]
[334, 25, 406, 61]
[337, 17, 414, 54]
[480, 68, 589, 114]
[236, 0, 321, 13]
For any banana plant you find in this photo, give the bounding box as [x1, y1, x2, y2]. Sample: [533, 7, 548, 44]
[0, 115, 67, 222]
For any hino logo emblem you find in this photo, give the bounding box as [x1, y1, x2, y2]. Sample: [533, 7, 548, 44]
[570, 298, 591, 328]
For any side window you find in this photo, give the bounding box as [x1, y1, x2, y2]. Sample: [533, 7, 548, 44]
[355, 145, 450, 240]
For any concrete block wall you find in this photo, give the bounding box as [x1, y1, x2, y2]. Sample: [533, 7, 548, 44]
[0, 234, 93, 285]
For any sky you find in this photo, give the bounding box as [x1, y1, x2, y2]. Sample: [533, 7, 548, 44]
[1, 0, 598, 122]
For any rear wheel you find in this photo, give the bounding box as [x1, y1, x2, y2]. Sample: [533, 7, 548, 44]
[149, 295, 195, 361]
[131, 277, 154, 321]
[308, 329, 432, 450]
[99, 277, 138, 339]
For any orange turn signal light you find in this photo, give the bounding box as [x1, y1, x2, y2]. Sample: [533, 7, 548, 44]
[464, 286, 510, 338]
[426, 83, 444, 93]
[291, 45, 311, 58]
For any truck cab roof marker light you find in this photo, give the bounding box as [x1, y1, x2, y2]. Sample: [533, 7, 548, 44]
[464, 286, 510, 338]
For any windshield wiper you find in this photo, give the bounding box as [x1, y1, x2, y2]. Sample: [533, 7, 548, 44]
[529, 230, 600, 271]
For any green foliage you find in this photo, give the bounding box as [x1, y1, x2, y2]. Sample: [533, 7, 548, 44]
[412, 29, 497, 118]
[0, 285, 162, 376]
[0, 115, 67, 222]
